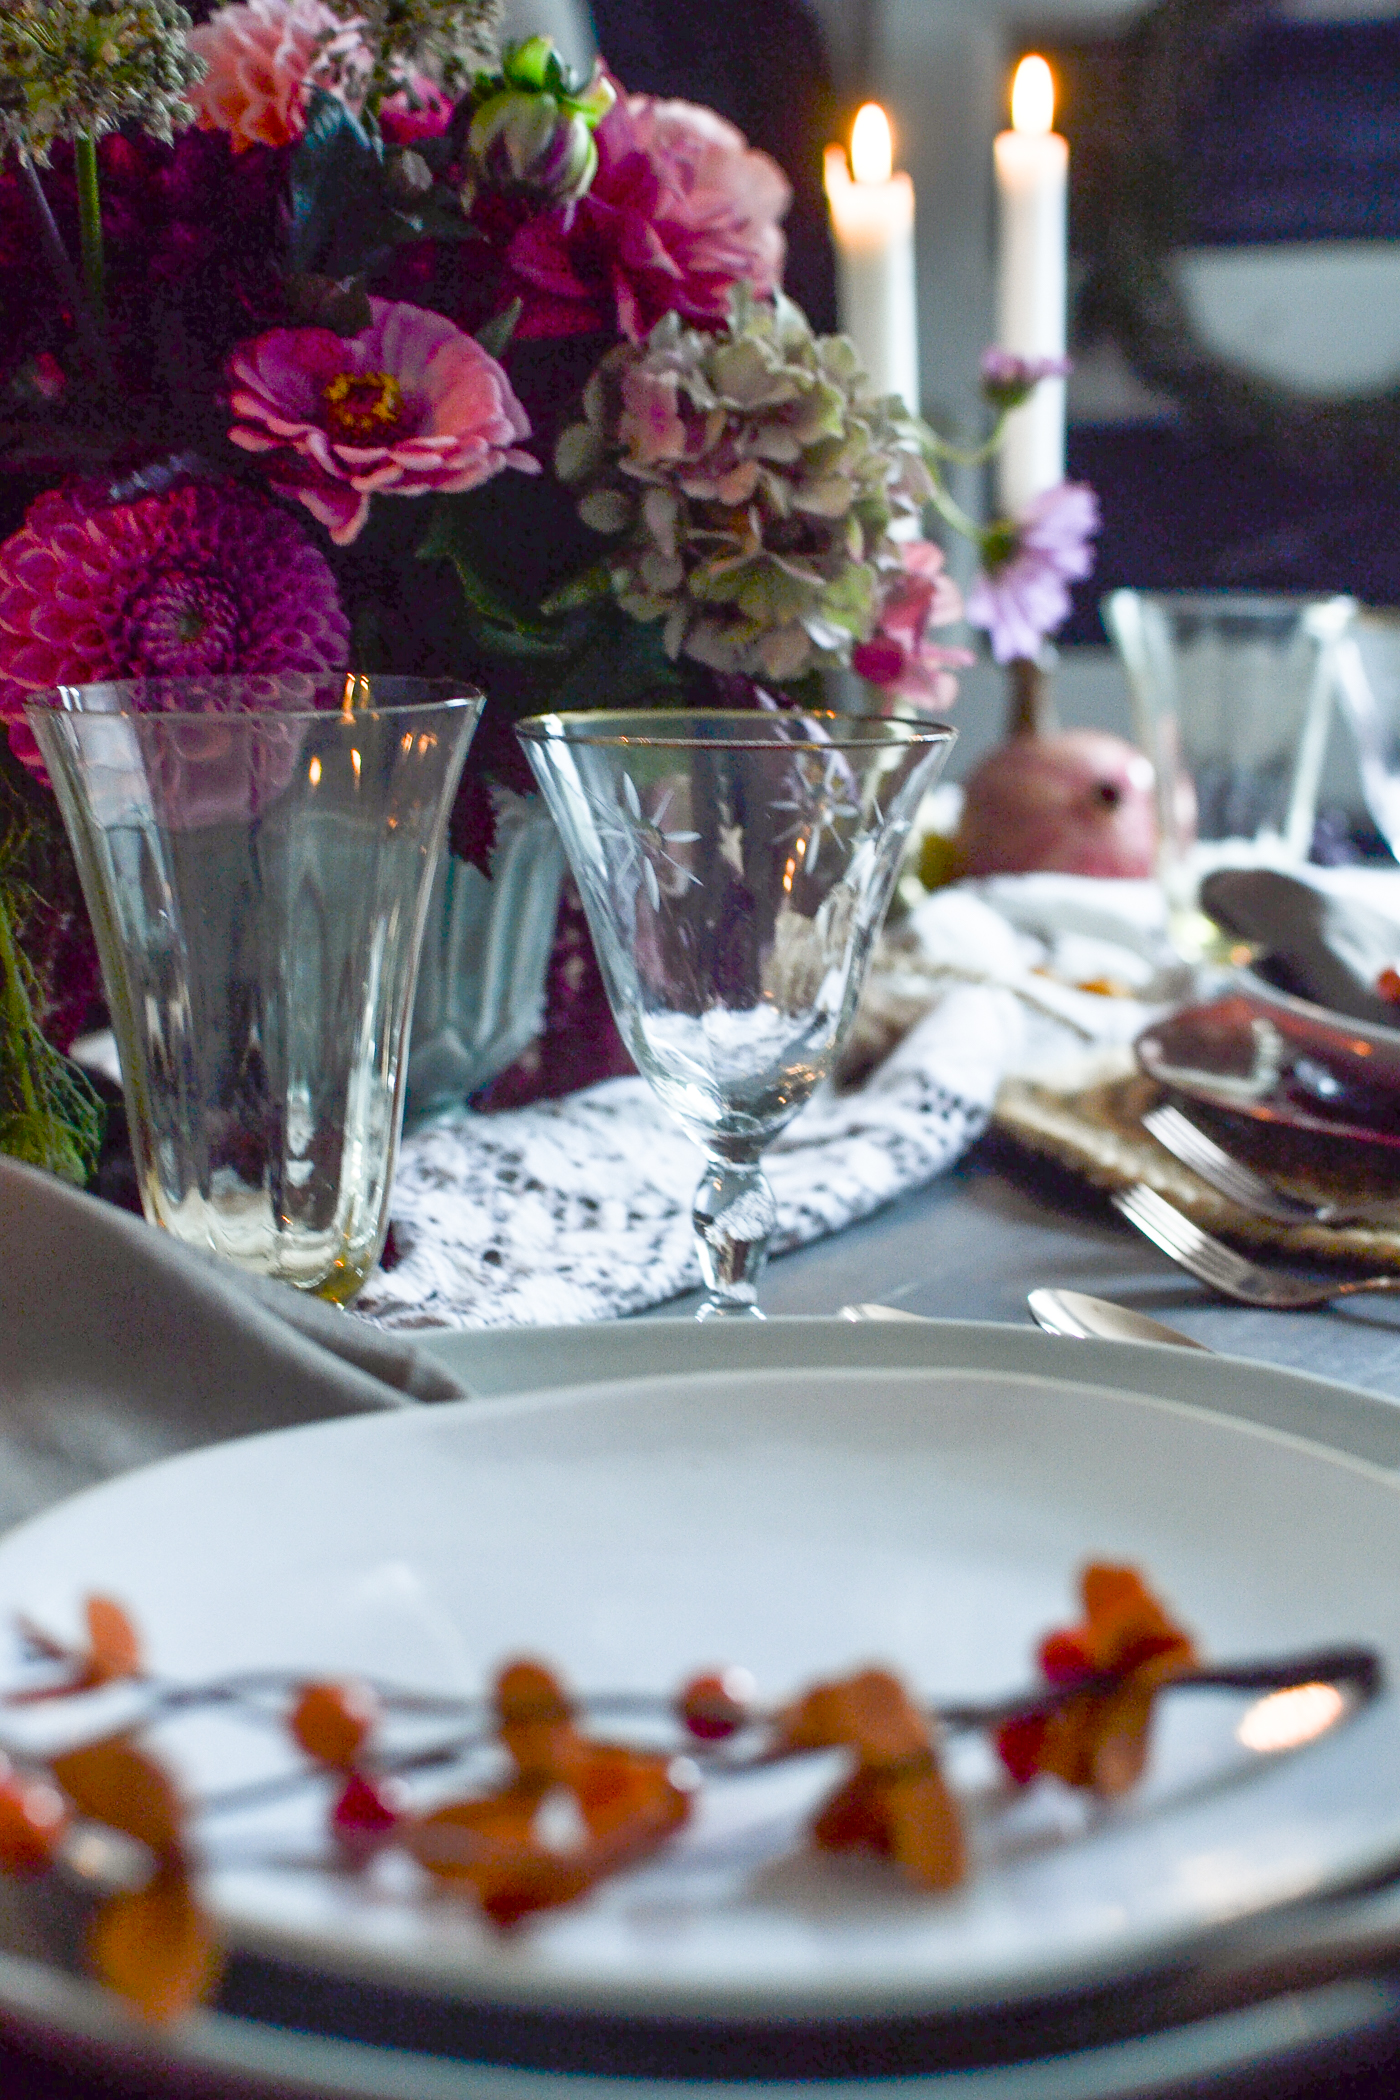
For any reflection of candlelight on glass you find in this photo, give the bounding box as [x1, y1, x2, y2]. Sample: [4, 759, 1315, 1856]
[823, 104, 919, 412]
[1237, 1682, 1346, 1754]
[994, 55, 1068, 514]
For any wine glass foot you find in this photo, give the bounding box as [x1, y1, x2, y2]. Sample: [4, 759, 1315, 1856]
[693, 1156, 776, 1322]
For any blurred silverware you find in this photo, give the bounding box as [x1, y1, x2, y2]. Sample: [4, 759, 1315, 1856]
[1113, 1183, 1400, 1308]
[1143, 1102, 1400, 1229]
[837, 1302, 929, 1322]
[1027, 1288, 1211, 1349]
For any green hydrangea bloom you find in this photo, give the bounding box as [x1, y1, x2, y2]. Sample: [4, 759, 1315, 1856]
[557, 290, 934, 685]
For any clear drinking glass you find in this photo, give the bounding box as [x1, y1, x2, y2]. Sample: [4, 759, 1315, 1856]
[1333, 611, 1400, 860]
[405, 791, 566, 1122]
[26, 675, 480, 1301]
[1103, 590, 1356, 947]
[518, 709, 955, 1319]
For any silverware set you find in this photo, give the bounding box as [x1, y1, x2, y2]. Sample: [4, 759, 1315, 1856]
[1109, 1099, 1400, 1310]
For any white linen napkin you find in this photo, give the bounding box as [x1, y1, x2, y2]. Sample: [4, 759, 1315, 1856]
[358, 875, 1192, 1329]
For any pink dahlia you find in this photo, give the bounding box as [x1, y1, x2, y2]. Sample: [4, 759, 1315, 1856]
[187, 0, 367, 153]
[0, 480, 350, 779]
[507, 91, 791, 341]
[853, 540, 973, 711]
[967, 483, 1100, 665]
[228, 297, 540, 545]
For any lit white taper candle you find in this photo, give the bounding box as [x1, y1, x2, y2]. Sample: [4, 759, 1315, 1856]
[823, 104, 919, 413]
[994, 56, 1068, 515]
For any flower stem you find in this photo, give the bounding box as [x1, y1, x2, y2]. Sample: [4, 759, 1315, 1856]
[922, 468, 983, 551]
[16, 151, 110, 378]
[917, 406, 1013, 472]
[73, 133, 106, 333]
[0, 896, 41, 1125]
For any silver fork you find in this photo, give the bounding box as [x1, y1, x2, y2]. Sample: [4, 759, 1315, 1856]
[1142, 1102, 1400, 1229]
[1111, 1182, 1400, 1308]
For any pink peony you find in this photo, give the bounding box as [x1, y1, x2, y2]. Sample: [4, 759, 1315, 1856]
[227, 297, 540, 545]
[853, 540, 973, 711]
[0, 480, 350, 780]
[506, 90, 791, 341]
[966, 482, 1100, 665]
[187, 0, 367, 153]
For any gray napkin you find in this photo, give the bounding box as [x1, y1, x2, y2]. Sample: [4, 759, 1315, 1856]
[0, 1157, 466, 1536]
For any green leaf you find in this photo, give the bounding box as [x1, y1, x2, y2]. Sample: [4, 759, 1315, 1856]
[545, 606, 683, 713]
[538, 561, 614, 616]
[290, 90, 404, 279]
[475, 299, 523, 363]
[418, 495, 567, 641]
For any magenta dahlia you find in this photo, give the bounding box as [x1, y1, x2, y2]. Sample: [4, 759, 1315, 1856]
[506, 91, 791, 342]
[227, 297, 540, 545]
[0, 479, 350, 779]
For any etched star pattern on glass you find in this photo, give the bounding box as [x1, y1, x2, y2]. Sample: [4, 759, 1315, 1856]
[518, 710, 954, 1318]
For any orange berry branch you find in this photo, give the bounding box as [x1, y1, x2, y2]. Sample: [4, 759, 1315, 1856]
[0, 1570, 1376, 2025]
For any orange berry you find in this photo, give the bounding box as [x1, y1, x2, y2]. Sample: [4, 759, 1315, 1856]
[290, 1681, 379, 1769]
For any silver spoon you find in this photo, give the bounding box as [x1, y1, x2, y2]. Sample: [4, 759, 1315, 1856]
[839, 1296, 1211, 1349]
[1027, 1288, 1212, 1349]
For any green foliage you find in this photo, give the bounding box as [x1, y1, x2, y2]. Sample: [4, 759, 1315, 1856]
[289, 89, 476, 280]
[0, 767, 103, 1187]
[418, 491, 685, 716]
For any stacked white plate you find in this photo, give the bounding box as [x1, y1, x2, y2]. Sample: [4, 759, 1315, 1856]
[1, 1319, 1399, 2097]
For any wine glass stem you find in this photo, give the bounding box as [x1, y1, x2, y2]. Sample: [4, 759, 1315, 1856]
[692, 1154, 776, 1320]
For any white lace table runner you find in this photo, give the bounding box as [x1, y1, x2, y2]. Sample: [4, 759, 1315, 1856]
[357, 980, 1015, 1330]
[358, 876, 1190, 1331]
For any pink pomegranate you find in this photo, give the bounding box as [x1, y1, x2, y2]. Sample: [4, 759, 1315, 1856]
[956, 730, 1157, 879]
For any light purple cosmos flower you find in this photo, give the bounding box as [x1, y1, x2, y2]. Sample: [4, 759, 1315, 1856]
[966, 482, 1100, 665]
[979, 347, 1072, 411]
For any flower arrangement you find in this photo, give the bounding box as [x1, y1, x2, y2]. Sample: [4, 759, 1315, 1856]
[0, 0, 1095, 1178]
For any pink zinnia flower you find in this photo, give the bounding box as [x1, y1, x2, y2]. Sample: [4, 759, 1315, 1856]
[853, 540, 973, 711]
[967, 483, 1100, 665]
[187, 0, 367, 153]
[0, 480, 350, 780]
[228, 297, 540, 545]
[507, 91, 791, 341]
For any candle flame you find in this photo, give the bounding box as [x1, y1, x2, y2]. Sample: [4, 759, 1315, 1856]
[850, 103, 893, 185]
[1011, 55, 1054, 136]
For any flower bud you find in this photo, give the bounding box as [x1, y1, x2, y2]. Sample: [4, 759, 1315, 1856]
[469, 91, 597, 205]
[467, 42, 615, 208]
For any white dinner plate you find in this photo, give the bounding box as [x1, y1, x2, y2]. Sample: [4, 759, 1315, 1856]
[0, 1356, 1399, 2042]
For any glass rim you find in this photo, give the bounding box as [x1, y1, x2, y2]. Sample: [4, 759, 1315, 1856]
[1101, 588, 1358, 617]
[22, 674, 484, 725]
[516, 708, 957, 751]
